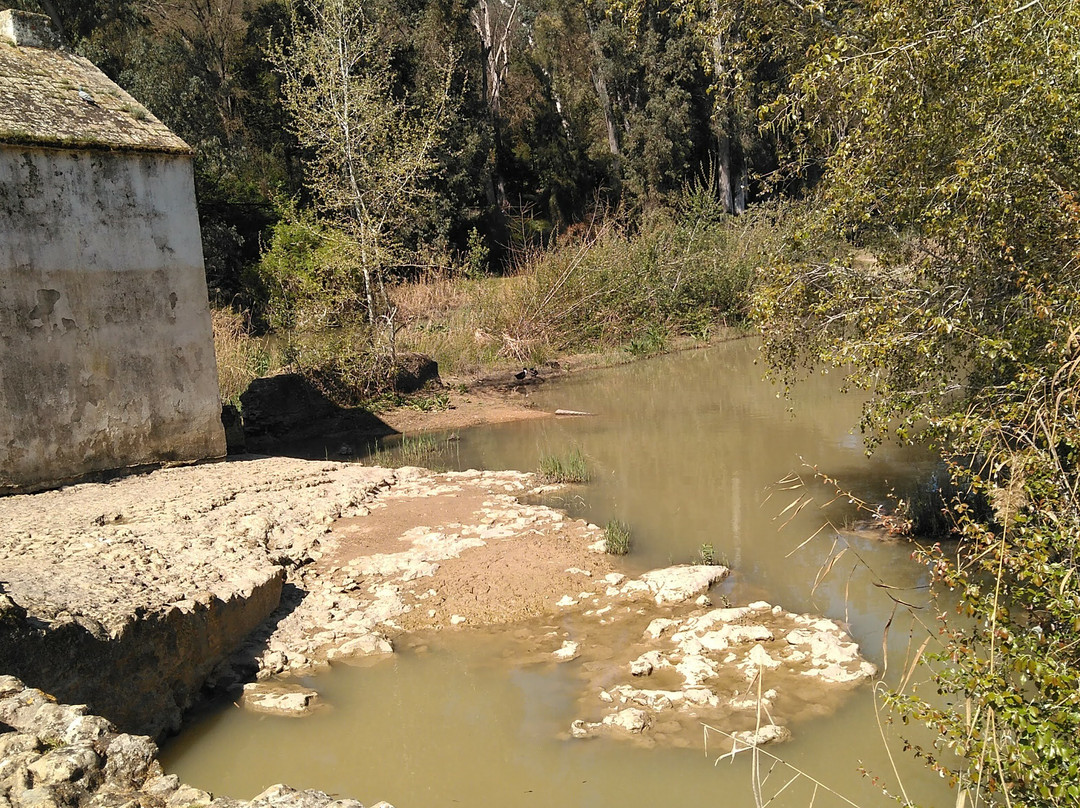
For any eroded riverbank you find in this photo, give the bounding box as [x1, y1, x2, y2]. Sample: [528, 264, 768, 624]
[0, 447, 880, 808]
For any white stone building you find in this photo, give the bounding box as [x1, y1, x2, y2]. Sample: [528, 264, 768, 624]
[0, 9, 225, 491]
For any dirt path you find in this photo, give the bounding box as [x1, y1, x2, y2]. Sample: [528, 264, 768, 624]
[376, 385, 551, 434]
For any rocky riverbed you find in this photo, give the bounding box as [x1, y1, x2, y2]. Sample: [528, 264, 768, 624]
[0, 676, 394, 808]
[0, 455, 879, 808]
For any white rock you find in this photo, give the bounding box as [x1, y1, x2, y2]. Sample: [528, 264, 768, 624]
[639, 565, 730, 605]
[553, 641, 580, 662]
[602, 708, 649, 733]
[745, 644, 781, 670]
[684, 688, 719, 707]
[616, 688, 680, 711]
[696, 631, 730, 653]
[722, 624, 774, 645]
[241, 683, 320, 717]
[676, 654, 717, 686]
[630, 651, 664, 677]
[643, 618, 677, 640]
[731, 724, 791, 748]
[328, 633, 393, 658]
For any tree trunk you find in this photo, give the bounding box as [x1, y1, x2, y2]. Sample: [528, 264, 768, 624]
[715, 128, 734, 213]
[471, 0, 517, 214]
[582, 3, 620, 159]
[709, 21, 741, 214]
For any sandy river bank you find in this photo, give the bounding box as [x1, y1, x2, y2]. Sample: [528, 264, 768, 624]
[0, 453, 876, 808]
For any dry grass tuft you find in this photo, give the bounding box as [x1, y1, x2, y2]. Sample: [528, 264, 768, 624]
[211, 308, 281, 406]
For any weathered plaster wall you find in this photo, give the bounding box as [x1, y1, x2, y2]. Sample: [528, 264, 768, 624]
[0, 146, 225, 490]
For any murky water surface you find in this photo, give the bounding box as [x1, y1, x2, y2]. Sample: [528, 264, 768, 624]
[162, 340, 953, 807]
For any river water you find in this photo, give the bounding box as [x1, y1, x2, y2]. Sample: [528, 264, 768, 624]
[162, 339, 955, 807]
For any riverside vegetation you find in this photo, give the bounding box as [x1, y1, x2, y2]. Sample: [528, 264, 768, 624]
[4, 0, 1079, 805]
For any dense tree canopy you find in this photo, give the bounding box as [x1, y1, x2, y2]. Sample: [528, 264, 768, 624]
[3, 0, 791, 286]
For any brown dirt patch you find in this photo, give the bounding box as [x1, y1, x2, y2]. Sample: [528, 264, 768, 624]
[318, 484, 612, 632]
[376, 386, 552, 434]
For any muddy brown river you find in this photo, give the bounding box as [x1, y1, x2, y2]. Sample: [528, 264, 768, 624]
[162, 339, 955, 807]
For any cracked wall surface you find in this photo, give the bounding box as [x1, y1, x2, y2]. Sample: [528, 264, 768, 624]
[0, 146, 225, 491]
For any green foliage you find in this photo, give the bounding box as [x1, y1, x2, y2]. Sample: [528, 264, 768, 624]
[625, 324, 667, 357]
[538, 447, 591, 484]
[491, 209, 759, 358]
[604, 519, 632, 555]
[754, 1, 1080, 447]
[697, 543, 725, 566]
[749, 0, 1080, 803]
[405, 392, 451, 412]
[463, 228, 490, 279]
[251, 213, 367, 330]
[887, 346, 1080, 803]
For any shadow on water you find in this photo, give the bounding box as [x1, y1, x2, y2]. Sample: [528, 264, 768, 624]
[164, 340, 954, 808]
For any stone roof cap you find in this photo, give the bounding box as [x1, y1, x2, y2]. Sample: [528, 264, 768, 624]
[0, 10, 190, 154]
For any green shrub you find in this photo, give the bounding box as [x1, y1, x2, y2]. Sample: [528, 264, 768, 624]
[281, 328, 393, 407]
[250, 213, 367, 331]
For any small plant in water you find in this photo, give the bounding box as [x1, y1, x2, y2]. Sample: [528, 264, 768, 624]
[697, 543, 728, 566]
[368, 434, 450, 469]
[538, 447, 590, 483]
[399, 434, 444, 466]
[605, 519, 631, 555]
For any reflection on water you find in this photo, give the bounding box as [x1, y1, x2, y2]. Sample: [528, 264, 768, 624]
[161, 339, 953, 808]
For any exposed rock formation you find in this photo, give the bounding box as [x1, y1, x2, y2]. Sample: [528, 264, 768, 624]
[238, 375, 396, 450]
[0, 459, 395, 736]
[0, 676, 391, 808]
[0, 453, 880, 787]
[0, 459, 612, 737]
[390, 353, 440, 393]
[540, 567, 875, 747]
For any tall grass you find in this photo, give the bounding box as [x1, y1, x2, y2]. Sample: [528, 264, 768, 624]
[537, 447, 591, 483]
[211, 308, 282, 407]
[222, 204, 775, 406]
[605, 519, 632, 555]
[366, 433, 453, 469]
[492, 210, 760, 355]
[393, 208, 768, 372]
